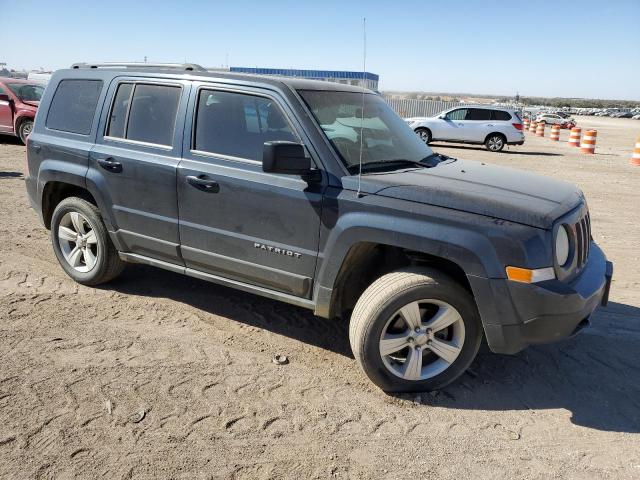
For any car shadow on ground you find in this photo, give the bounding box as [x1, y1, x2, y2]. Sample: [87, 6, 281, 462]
[107, 264, 353, 357]
[0, 136, 24, 146]
[412, 300, 640, 433]
[109, 265, 640, 433]
[431, 143, 563, 156]
[0, 171, 23, 178]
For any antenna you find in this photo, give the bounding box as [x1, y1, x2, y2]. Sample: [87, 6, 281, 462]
[356, 17, 367, 198]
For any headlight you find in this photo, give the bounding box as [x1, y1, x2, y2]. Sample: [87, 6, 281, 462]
[555, 225, 570, 266]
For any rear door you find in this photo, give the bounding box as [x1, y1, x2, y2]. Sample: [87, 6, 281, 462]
[176, 84, 324, 298]
[464, 108, 492, 142]
[87, 78, 190, 265]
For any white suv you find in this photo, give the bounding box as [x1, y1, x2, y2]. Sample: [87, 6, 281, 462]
[536, 113, 575, 126]
[406, 106, 524, 152]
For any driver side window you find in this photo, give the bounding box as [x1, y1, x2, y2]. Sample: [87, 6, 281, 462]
[445, 109, 467, 121]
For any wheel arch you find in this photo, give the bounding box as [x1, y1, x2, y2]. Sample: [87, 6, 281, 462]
[322, 241, 474, 320]
[484, 131, 507, 144]
[42, 181, 97, 229]
[313, 214, 503, 319]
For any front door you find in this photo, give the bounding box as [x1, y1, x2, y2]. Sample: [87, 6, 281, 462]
[87, 79, 190, 265]
[437, 108, 469, 141]
[177, 85, 323, 298]
[0, 85, 14, 133]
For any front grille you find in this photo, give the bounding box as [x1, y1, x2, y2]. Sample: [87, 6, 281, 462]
[573, 211, 591, 269]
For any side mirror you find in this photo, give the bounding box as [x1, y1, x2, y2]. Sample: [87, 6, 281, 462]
[438, 114, 446, 119]
[0, 93, 11, 103]
[263, 141, 311, 175]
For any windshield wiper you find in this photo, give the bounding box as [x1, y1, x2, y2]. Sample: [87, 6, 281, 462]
[348, 159, 432, 174]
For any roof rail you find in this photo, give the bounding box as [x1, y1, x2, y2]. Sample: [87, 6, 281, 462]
[70, 62, 206, 72]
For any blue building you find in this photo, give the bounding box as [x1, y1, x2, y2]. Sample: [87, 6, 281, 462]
[228, 67, 379, 91]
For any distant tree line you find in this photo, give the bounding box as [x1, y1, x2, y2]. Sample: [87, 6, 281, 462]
[497, 96, 639, 109]
[384, 91, 638, 109]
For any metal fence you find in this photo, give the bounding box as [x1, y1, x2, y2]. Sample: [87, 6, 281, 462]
[382, 95, 521, 118]
[382, 96, 464, 118]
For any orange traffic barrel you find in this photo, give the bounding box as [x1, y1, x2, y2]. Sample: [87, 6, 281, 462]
[580, 130, 597, 154]
[568, 127, 581, 147]
[631, 136, 640, 166]
[529, 121, 537, 133]
[535, 121, 545, 137]
[550, 124, 561, 141]
[523, 118, 530, 131]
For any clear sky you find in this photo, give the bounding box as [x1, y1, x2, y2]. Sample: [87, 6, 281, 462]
[2, 0, 639, 100]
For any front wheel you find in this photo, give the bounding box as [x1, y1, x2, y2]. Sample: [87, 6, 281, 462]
[415, 128, 431, 144]
[18, 120, 33, 145]
[349, 268, 482, 392]
[485, 134, 506, 152]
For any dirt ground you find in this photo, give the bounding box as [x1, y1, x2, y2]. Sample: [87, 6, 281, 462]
[1, 115, 639, 479]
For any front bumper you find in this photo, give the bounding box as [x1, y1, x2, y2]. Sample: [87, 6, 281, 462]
[469, 242, 612, 354]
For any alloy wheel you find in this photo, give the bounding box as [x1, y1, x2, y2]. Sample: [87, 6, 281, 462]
[487, 136, 504, 151]
[57, 211, 99, 272]
[378, 299, 465, 381]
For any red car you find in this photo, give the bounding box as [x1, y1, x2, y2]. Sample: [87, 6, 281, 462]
[0, 77, 44, 144]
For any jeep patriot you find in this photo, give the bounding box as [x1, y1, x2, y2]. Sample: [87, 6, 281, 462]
[25, 63, 613, 392]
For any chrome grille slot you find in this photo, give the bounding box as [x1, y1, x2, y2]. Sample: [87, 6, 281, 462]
[573, 212, 591, 269]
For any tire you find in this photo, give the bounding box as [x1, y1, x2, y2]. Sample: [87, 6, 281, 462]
[50, 197, 125, 286]
[485, 133, 506, 152]
[349, 268, 482, 392]
[415, 128, 431, 144]
[18, 119, 33, 145]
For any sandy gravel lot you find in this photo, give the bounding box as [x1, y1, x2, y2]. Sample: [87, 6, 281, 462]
[1, 116, 639, 479]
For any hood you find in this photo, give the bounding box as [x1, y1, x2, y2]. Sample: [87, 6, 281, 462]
[21, 100, 39, 108]
[343, 159, 583, 229]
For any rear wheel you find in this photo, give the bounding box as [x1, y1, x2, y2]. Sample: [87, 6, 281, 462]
[349, 268, 482, 392]
[18, 120, 33, 145]
[485, 133, 506, 152]
[415, 128, 431, 144]
[50, 197, 125, 285]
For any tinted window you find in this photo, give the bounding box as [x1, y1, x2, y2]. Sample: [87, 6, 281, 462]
[445, 109, 467, 120]
[491, 110, 512, 121]
[465, 108, 491, 121]
[194, 90, 297, 161]
[46, 79, 103, 135]
[126, 84, 181, 146]
[107, 83, 133, 138]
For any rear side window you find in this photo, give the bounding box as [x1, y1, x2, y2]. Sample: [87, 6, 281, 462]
[465, 108, 491, 121]
[107, 83, 181, 146]
[491, 110, 512, 121]
[46, 79, 103, 135]
[194, 89, 297, 161]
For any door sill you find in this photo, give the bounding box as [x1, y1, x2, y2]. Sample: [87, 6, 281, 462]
[119, 252, 315, 311]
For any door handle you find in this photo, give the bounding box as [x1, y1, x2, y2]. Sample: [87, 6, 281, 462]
[186, 175, 220, 193]
[31, 144, 41, 152]
[97, 157, 123, 173]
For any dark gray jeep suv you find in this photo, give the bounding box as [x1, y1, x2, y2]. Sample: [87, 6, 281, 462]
[25, 63, 613, 392]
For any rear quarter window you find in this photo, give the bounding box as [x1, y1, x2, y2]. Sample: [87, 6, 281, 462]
[46, 79, 103, 135]
[491, 110, 512, 121]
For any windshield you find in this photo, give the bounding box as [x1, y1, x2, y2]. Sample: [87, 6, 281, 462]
[7, 83, 44, 102]
[299, 90, 434, 172]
